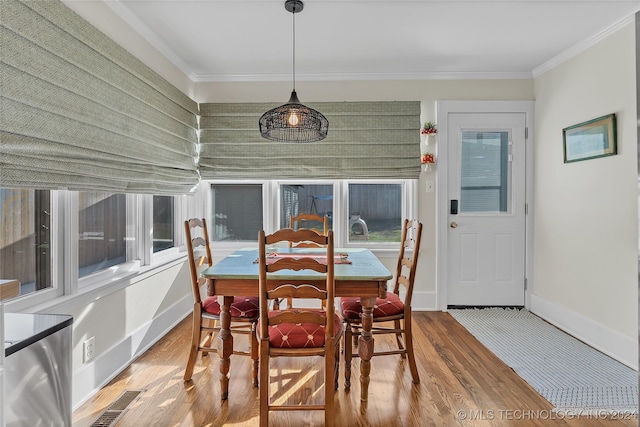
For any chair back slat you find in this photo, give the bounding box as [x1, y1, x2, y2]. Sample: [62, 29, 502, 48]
[268, 283, 326, 300]
[393, 219, 422, 306]
[267, 257, 327, 273]
[288, 213, 329, 248]
[269, 310, 327, 327]
[289, 213, 329, 234]
[192, 236, 207, 247]
[184, 218, 213, 305]
[268, 227, 327, 246]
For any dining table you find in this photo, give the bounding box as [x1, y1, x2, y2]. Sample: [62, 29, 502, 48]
[201, 246, 392, 402]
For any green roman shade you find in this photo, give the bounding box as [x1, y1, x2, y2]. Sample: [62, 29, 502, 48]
[199, 101, 421, 179]
[0, 0, 199, 194]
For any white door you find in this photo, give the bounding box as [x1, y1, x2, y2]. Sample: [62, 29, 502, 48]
[447, 113, 526, 306]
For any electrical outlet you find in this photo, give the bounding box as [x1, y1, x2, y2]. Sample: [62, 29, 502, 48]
[84, 336, 95, 363]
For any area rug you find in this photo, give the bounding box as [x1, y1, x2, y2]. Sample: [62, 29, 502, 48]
[448, 308, 638, 414]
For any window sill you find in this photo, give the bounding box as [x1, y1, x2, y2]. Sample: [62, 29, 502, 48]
[10, 253, 188, 315]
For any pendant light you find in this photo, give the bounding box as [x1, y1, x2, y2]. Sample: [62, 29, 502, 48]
[259, 0, 328, 143]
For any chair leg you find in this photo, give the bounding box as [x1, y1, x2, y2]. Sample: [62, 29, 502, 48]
[334, 337, 340, 390]
[352, 325, 359, 349]
[325, 338, 335, 427]
[259, 340, 269, 427]
[201, 318, 217, 357]
[394, 319, 406, 358]
[404, 315, 420, 384]
[184, 308, 202, 381]
[343, 323, 352, 389]
[251, 322, 259, 387]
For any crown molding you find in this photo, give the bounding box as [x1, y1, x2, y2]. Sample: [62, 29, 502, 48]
[532, 11, 638, 78]
[103, 0, 195, 78]
[191, 70, 533, 83]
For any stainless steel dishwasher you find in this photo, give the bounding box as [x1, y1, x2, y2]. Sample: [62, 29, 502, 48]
[4, 313, 73, 426]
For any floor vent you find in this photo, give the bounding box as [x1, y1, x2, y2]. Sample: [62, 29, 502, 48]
[90, 390, 144, 427]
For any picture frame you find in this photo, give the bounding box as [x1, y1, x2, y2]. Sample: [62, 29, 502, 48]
[562, 113, 617, 163]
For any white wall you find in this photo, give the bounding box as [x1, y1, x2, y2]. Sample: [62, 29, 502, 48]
[195, 79, 534, 310]
[532, 22, 638, 368]
[52, 259, 192, 409]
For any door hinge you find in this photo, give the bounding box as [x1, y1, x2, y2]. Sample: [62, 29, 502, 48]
[525, 127, 528, 140]
[525, 203, 528, 215]
[524, 278, 528, 290]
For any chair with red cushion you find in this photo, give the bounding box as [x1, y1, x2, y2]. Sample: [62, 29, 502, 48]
[183, 218, 259, 385]
[340, 219, 423, 387]
[258, 228, 342, 427]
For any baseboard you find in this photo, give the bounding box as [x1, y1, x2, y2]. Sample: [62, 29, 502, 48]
[411, 291, 439, 311]
[530, 294, 638, 370]
[71, 293, 192, 410]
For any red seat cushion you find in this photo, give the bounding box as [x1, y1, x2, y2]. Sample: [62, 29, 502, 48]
[260, 309, 343, 348]
[340, 292, 404, 320]
[202, 295, 259, 318]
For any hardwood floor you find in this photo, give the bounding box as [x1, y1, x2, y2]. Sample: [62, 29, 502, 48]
[72, 312, 637, 426]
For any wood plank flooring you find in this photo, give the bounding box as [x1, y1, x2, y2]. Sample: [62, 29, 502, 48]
[72, 312, 638, 426]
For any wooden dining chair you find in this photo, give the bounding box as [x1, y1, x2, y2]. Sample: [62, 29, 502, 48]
[183, 218, 259, 386]
[340, 219, 423, 387]
[258, 228, 342, 427]
[288, 213, 328, 247]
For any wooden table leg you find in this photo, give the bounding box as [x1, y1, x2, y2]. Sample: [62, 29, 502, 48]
[217, 295, 233, 400]
[358, 296, 375, 402]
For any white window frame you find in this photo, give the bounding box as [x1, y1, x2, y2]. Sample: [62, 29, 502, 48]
[4, 187, 199, 313]
[207, 179, 418, 257]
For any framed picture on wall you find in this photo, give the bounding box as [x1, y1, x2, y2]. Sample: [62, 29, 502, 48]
[562, 113, 617, 163]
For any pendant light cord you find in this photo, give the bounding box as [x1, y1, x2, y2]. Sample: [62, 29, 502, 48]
[292, 5, 296, 92]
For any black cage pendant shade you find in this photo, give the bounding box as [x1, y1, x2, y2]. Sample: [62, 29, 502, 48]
[259, 0, 328, 143]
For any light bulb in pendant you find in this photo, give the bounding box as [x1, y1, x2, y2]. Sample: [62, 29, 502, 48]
[288, 112, 300, 126]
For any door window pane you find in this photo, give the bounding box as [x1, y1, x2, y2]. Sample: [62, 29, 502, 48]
[280, 184, 333, 230]
[153, 195, 174, 253]
[348, 184, 402, 243]
[211, 184, 262, 241]
[460, 131, 509, 213]
[78, 192, 127, 277]
[0, 189, 51, 300]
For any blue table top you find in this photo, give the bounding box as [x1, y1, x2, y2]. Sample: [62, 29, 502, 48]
[202, 248, 392, 282]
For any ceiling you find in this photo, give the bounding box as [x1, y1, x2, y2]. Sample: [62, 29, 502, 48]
[82, 1, 639, 82]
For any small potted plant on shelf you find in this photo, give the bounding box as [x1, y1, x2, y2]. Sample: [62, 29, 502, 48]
[421, 121, 437, 135]
[421, 153, 435, 171]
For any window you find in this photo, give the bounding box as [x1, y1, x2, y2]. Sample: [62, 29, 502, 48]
[0, 189, 52, 300]
[211, 184, 263, 241]
[1, 187, 191, 307]
[209, 180, 414, 248]
[348, 183, 403, 243]
[460, 131, 510, 213]
[280, 184, 333, 229]
[153, 195, 174, 253]
[78, 192, 127, 277]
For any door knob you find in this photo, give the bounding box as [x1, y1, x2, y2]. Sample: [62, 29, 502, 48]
[450, 221, 458, 228]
